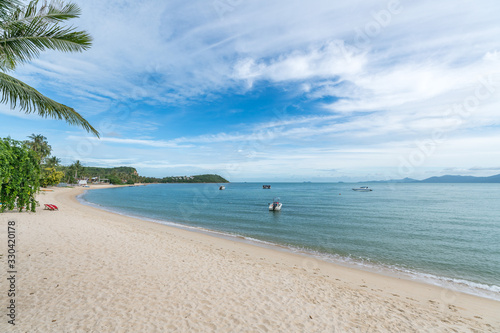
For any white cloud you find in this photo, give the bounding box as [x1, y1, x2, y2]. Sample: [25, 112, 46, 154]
[325, 56, 500, 113]
[233, 41, 367, 87]
[3, 0, 500, 180]
[14, 0, 500, 111]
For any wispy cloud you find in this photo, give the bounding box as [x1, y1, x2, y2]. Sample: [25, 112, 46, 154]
[469, 166, 500, 171]
[233, 41, 367, 87]
[67, 136, 194, 148]
[2, 0, 500, 180]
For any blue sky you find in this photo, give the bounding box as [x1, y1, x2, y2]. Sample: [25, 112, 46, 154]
[1, 0, 500, 181]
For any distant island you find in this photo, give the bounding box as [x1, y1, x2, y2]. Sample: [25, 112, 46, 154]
[364, 174, 500, 184]
[159, 174, 229, 184]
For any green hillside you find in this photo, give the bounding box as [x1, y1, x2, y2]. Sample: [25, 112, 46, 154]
[58, 165, 228, 185]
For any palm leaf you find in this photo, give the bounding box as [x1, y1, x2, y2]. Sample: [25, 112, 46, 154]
[0, 71, 99, 137]
[0, 0, 22, 17]
[9, 0, 82, 23]
[39, 1, 82, 22]
[0, 0, 92, 70]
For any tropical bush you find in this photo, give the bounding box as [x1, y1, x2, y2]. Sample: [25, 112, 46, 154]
[40, 167, 64, 187]
[0, 137, 40, 212]
[107, 174, 122, 185]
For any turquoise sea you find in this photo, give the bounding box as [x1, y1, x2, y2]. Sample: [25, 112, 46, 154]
[79, 183, 500, 300]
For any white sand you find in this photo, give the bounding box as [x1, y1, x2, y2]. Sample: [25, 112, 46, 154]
[0, 185, 499, 332]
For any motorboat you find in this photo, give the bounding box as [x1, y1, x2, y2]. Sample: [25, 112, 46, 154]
[263, 185, 271, 189]
[269, 197, 282, 211]
[352, 186, 372, 192]
[219, 186, 225, 190]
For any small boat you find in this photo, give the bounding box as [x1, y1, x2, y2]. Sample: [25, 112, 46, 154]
[263, 185, 271, 189]
[219, 186, 225, 190]
[352, 186, 372, 192]
[269, 197, 282, 211]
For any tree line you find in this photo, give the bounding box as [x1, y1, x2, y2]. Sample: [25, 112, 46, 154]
[0, 134, 229, 211]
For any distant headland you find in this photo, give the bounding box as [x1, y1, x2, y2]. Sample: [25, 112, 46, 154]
[57, 165, 229, 185]
[363, 174, 500, 183]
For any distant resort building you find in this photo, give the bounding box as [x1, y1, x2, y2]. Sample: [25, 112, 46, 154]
[74, 177, 111, 186]
[173, 176, 194, 180]
[91, 177, 109, 184]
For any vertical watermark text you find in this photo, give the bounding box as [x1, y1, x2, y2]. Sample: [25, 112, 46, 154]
[6, 219, 17, 326]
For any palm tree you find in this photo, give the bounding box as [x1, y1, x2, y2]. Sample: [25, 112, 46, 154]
[0, 0, 99, 137]
[26, 133, 51, 162]
[45, 155, 60, 168]
[70, 159, 83, 179]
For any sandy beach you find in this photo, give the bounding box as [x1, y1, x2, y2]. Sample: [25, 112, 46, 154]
[1, 185, 499, 332]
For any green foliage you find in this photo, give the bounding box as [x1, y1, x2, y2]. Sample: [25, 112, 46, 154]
[0, 0, 98, 136]
[25, 133, 51, 162]
[80, 166, 137, 178]
[45, 155, 60, 168]
[69, 159, 83, 177]
[40, 166, 64, 187]
[0, 137, 40, 212]
[107, 174, 122, 185]
[158, 174, 229, 183]
[58, 165, 138, 184]
[58, 164, 228, 184]
[192, 174, 228, 183]
[1, 0, 91, 70]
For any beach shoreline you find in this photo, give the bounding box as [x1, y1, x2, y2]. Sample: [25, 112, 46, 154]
[1, 185, 499, 332]
[76, 184, 500, 301]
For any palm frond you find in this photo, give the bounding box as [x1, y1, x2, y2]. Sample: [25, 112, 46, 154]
[0, 25, 92, 69]
[0, 0, 22, 17]
[0, 72, 99, 137]
[0, 0, 91, 70]
[11, 0, 81, 23]
[41, 1, 82, 22]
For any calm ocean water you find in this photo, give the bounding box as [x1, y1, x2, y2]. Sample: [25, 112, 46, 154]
[80, 183, 500, 300]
